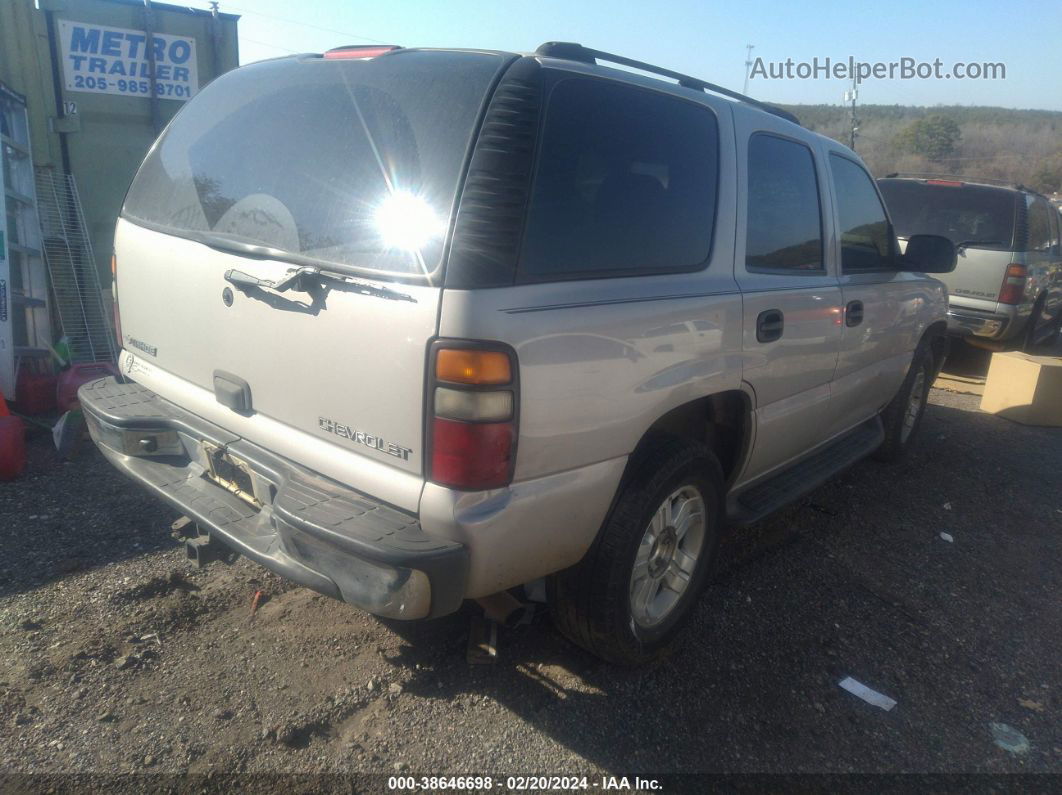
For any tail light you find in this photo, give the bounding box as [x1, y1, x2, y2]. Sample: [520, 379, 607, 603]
[111, 254, 123, 346]
[998, 264, 1027, 305]
[428, 344, 517, 490]
[323, 45, 401, 60]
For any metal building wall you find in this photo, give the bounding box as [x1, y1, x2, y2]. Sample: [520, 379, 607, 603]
[0, 0, 64, 173]
[0, 0, 239, 289]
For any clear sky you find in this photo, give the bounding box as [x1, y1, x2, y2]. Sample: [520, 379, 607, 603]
[182, 0, 1062, 111]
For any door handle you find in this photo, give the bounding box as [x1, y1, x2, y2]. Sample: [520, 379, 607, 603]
[845, 300, 864, 327]
[756, 309, 784, 343]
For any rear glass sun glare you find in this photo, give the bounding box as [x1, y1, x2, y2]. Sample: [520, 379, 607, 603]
[375, 191, 446, 251]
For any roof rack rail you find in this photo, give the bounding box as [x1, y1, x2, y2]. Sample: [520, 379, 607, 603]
[535, 41, 800, 126]
[883, 172, 1032, 192]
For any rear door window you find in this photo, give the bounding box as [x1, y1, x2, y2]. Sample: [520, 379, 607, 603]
[745, 134, 823, 271]
[829, 154, 894, 272]
[519, 78, 719, 281]
[122, 51, 507, 280]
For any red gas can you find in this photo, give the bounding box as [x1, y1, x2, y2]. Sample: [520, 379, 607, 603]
[0, 415, 26, 481]
[15, 370, 58, 415]
[57, 362, 120, 413]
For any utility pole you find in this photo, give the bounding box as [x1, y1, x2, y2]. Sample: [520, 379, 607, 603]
[843, 74, 859, 151]
[743, 44, 755, 95]
[143, 0, 161, 135]
[209, 1, 223, 76]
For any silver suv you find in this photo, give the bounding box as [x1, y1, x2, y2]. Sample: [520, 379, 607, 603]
[81, 43, 955, 664]
[878, 175, 1062, 350]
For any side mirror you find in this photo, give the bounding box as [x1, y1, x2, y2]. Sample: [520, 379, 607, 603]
[902, 234, 957, 273]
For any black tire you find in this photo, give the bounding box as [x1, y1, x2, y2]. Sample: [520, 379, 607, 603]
[548, 436, 724, 665]
[874, 341, 934, 462]
[1049, 307, 1062, 349]
[1023, 296, 1054, 352]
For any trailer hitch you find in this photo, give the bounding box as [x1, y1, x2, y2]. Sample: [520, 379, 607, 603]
[183, 525, 239, 568]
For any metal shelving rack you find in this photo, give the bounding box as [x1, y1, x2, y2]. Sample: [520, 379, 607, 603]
[0, 86, 51, 399]
[35, 169, 117, 365]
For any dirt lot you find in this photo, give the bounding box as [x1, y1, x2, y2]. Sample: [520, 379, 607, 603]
[1, 346, 1061, 785]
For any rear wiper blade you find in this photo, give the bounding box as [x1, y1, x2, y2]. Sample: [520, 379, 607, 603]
[956, 239, 1003, 250]
[224, 266, 416, 303]
[316, 270, 416, 303]
[199, 233, 291, 261]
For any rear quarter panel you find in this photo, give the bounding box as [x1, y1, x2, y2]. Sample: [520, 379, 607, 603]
[437, 278, 744, 483]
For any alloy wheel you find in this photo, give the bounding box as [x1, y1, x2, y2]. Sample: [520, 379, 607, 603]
[629, 485, 706, 628]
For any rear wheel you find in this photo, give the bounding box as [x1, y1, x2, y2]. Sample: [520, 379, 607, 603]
[1050, 308, 1062, 349]
[1023, 296, 1057, 351]
[874, 342, 935, 462]
[548, 436, 724, 665]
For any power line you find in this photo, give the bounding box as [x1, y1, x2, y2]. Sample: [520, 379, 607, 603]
[237, 36, 301, 55]
[223, 4, 390, 45]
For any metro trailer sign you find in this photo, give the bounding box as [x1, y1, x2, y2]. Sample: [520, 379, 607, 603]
[58, 20, 199, 101]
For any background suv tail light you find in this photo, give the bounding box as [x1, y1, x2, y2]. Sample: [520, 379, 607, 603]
[998, 264, 1027, 305]
[428, 343, 518, 490]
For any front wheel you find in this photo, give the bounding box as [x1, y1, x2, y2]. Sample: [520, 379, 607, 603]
[874, 342, 935, 462]
[548, 436, 724, 665]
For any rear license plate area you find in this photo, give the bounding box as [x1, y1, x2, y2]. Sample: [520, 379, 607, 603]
[203, 445, 261, 510]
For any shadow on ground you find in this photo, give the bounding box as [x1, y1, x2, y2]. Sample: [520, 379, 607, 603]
[377, 397, 1062, 773]
[941, 341, 994, 378]
[0, 426, 179, 599]
[941, 332, 1062, 380]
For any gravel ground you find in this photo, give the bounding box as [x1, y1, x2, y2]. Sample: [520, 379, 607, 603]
[1, 347, 1060, 787]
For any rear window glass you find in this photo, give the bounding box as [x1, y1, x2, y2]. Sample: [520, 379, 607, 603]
[122, 51, 505, 279]
[519, 78, 718, 280]
[877, 179, 1018, 251]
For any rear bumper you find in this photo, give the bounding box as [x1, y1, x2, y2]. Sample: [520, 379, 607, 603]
[79, 377, 467, 619]
[946, 306, 1014, 340]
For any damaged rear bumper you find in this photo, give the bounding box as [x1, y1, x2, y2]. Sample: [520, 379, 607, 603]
[78, 376, 468, 619]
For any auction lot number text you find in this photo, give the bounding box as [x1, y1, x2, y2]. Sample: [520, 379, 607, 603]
[388, 776, 662, 791]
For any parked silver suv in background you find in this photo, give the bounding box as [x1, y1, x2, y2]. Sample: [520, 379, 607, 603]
[80, 42, 956, 664]
[878, 175, 1062, 351]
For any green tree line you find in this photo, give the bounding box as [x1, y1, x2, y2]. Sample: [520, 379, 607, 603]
[777, 104, 1062, 194]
